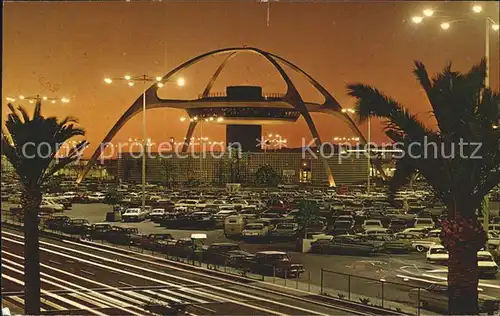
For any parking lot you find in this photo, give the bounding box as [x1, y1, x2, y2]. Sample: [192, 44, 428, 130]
[8, 202, 495, 288]
[2, 196, 500, 315]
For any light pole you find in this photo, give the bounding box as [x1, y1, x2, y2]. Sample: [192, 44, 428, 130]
[411, 3, 499, 240]
[342, 108, 372, 193]
[105, 74, 184, 210]
[411, 5, 499, 87]
[179, 115, 223, 184]
[6, 94, 70, 104]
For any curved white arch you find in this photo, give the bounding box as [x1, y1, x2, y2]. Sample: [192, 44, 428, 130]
[77, 47, 383, 185]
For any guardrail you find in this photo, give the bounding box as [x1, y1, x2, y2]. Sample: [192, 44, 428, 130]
[321, 269, 420, 315]
[2, 214, 414, 315]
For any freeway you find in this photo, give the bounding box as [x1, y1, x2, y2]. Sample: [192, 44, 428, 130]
[1, 229, 375, 315]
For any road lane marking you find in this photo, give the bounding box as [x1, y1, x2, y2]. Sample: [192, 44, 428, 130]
[80, 269, 95, 276]
[3, 235, 297, 316]
[118, 281, 134, 287]
[48, 259, 62, 265]
[420, 273, 500, 289]
[68, 293, 110, 309]
[4, 295, 45, 312]
[143, 289, 185, 304]
[395, 274, 486, 291]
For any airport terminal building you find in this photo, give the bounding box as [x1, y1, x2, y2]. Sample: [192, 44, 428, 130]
[117, 149, 371, 186]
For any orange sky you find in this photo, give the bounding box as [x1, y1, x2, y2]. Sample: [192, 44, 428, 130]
[2, 1, 499, 158]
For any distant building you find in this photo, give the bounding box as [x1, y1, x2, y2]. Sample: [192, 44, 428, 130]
[1, 155, 118, 181]
[117, 150, 370, 186]
[1, 155, 15, 175]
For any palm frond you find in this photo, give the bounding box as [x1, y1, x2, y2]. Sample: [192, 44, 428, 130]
[413, 61, 432, 94]
[17, 106, 31, 123]
[389, 155, 416, 195]
[3, 101, 87, 190]
[41, 141, 88, 184]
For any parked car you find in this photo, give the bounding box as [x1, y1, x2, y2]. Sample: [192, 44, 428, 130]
[148, 208, 166, 223]
[477, 251, 499, 278]
[426, 245, 449, 264]
[408, 231, 440, 252]
[284, 209, 300, 221]
[414, 217, 435, 229]
[213, 210, 239, 227]
[88, 192, 106, 202]
[362, 219, 383, 231]
[242, 251, 305, 278]
[203, 243, 252, 267]
[122, 208, 148, 222]
[73, 193, 91, 203]
[44, 215, 70, 231]
[362, 234, 413, 253]
[175, 199, 206, 210]
[239, 207, 260, 220]
[61, 219, 92, 235]
[409, 283, 500, 314]
[138, 233, 174, 251]
[385, 209, 415, 222]
[310, 235, 380, 256]
[242, 222, 272, 239]
[330, 220, 354, 236]
[106, 226, 142, 245]
[87, 223, 112, 240]
[188, 212, 216, 230]
[388, 218, 408, 232]
[269, 222, 299, 240]
[363, 227, 392, 236]
[224, 215, 246, 238]
[41, 199, 65, 212]
[161, 238, 196, 258]
[44, 196, 71, 210]
[260, 213, 286, 225]
[336, 215, 355, 226]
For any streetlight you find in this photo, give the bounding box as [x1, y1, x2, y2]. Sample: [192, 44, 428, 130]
[104, 74, 184, 210]
[411, 5, 499, 87]
[411, 4, 499, 238]
[440, 22, 451, 30]
[333, 136, 360, 142]
[262, 133, 287, 152]
[5, 94, 70, 104]
[423, 9, 434, 17]
[412, 16, 424, 24]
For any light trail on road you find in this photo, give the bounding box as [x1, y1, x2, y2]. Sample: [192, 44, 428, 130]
[2, 230, 365, 315]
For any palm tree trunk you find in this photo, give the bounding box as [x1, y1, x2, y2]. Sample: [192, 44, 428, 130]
[447, 246, 479, 314]
[22, 188, 42, 315]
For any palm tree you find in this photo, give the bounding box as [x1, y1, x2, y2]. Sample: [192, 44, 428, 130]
[2, 101, 87, 314]
[255, 164, 281, 186]
[347, 59, 499, 315]
[295, 200, 320, 239]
